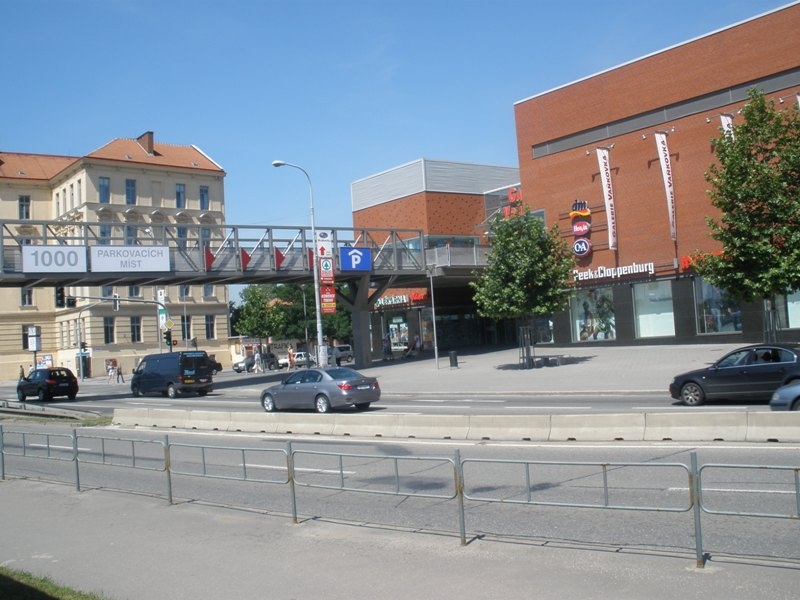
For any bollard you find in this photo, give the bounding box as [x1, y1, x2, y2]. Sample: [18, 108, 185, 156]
[449, 351, 458, 368]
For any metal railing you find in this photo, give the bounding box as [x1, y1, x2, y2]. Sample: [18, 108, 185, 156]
[2, 426, 798, 567]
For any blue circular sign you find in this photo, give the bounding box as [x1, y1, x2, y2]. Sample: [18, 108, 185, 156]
[572, 238, 592, 256]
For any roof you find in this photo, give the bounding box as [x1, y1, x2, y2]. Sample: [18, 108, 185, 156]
[0, 152, 79, 181]
[87, 134, 224, 173]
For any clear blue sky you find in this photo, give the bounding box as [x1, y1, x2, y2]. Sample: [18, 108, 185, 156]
[3, 0, 792, 231]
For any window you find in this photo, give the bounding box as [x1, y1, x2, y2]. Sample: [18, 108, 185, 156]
[22, 324, 33, 350]
[571, 287, 616, 342]
[201, 227, 211, 249]
[55, 192, 60, 215]
[176, 226, 187, 249]
[203, 283, 214, 298]
[125, 225, 138, 245]
[69, 183, 74, 208]
[181, 315, 191, 341]
[175, 183, 185, 209]
[18, 195, 31, 219]
[199, 185, 209, 211]
[99, 177, 110, 204]
[694, 278, 742, 334]
[777, 290, 800, 330]
[130, 316, 142, 343]
[102, 285, 113, 298]
[179, 284, 190, 299]
[205, 315, 215, 340]
[104, 317, 115, 344]
[77, 179, 82, 205]
[125, 179, 136, 205]
[128, 285, 141, 298]
[99, 224, 111, 245]
[20, 288, 33, 307]
[633, 281, 675, 338]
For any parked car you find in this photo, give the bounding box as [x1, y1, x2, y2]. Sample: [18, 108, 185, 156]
[236, 353, 279, 372]
[669, 344, 800, 406]
[770, 380, 800, 411]
[17, 367, 79, 402]
[260, 367, 380, 413]
[332, 345, 354, 363]
[233, 355, 254, 373]
[278, 351, 315, 369]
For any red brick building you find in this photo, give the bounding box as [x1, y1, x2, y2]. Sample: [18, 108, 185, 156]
[513, 2, 800, 344]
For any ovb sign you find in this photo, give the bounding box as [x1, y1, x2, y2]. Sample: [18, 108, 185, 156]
[340, 247, 372, 271]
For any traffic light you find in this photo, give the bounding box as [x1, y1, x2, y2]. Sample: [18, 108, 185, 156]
[112, 293, 120, 311]
[80, 341, 87, 352]
[66, 296, 77, 308]
[55, 286, 65, 308]
[163, 330, 173, 347]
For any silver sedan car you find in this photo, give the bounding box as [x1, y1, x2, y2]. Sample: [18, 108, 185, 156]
[260, 367, 380, 413]
[770, 380, 800, 411]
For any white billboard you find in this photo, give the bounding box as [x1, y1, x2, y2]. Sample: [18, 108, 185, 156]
[90, 246, 170, 272]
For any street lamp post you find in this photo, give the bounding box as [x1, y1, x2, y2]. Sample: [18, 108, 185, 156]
[427, 265, 440, 369]
[272, 160, 327, 368]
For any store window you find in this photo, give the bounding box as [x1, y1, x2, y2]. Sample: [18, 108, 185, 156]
[777, 290, 800, 330]
[694, 278, 741, 334]
[571, 287, 616, 342]
[633, 281, 675, 338]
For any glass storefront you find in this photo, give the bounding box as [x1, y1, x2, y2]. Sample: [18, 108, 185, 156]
[633, 280, 675, 338]
[571, 287, 616, 342]
[693, 277, 742, 334]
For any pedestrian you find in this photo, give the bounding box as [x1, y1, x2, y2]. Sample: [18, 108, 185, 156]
[18, 364, 25, 380]
[28, 364, 34, 375]
[254, 349, 262, 373]
[382, 332, 393, 361]
[107, 363, 115, 383]
[288, 345, 295, 369]
[116, 364, 125, 383]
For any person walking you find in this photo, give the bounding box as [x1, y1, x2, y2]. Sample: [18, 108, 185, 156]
[107, 363, 115, 383]
[287, 345, 295, 370]
[116, 364, 125, 383]
[18, 365, 25, 380]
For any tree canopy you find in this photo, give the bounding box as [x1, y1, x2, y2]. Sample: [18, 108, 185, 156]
[694, 88, 800, 306]
[470, 210, 574, 320]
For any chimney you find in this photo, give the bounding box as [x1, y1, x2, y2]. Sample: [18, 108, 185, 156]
[137, 131, 155, 155]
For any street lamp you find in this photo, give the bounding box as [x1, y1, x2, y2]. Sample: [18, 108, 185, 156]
[272, 160, 327, 368]
[427, 264, 440, 369]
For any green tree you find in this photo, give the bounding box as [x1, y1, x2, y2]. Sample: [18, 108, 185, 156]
[695, 88, 800, 340]
[470, 210, 574, 319]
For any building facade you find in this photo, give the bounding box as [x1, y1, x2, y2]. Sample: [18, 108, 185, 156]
[514, 2, 800, 346]
[0, 132, 231, 379]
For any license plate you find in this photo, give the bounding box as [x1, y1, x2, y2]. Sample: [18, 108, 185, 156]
[58, 383, 69, 387]
[357, 384, 370, 390]
[184, 378, 195, 384]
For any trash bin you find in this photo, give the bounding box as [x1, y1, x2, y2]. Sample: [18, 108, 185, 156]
[449, 351, 458, 368]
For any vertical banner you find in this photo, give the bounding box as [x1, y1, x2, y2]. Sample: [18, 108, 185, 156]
[595, 147, 618, 250]
[654, 131, 677, 241]
[720, 113, 734, 139]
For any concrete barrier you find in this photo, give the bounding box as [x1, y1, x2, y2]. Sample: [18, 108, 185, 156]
[644, 412, 748, 441]
[228, 412, 279, 433]
[332, 413, 399, 437]
[467, 415, 550, 441]
[110, 408, 799, 443]
[397, 414, 470, 439]
[187, 410, 231, 431]
[745, 412, 800, 442]
[550, 413, 646, 441]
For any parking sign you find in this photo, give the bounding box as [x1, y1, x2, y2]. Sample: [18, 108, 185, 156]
[340, 247, 372, 271]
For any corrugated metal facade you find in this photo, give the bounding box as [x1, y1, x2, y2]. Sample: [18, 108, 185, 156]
[351, 158, 519, 211]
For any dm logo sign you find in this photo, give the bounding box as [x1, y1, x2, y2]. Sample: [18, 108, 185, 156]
[572, 238, 592, 257]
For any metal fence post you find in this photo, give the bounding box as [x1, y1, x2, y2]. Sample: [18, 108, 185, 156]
[454, 449, 466, 545]
[690, 451, 706, 568]
[286, 441, 298, 524]
[0, 425, 5, 480]
[164, 435, 173, 505]
[72, 429, 81, 491]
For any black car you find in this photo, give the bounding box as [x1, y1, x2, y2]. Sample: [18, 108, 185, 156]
[233, 353, 279, 373]
[669, 344, 800, 406]
[17, 367, 79, 402]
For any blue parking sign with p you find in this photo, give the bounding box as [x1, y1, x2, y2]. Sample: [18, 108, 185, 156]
[340, 247, 372, 271]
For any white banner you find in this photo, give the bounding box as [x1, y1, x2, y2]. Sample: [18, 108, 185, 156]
[720, 113, 734, 139]
[595, 147, 618, 250]
[90, 246, 170, 272]
[654, 131, 677, 241]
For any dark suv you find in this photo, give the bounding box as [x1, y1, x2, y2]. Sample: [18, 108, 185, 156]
[17, 368, 79, 402]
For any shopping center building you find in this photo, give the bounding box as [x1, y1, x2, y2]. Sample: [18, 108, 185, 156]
[356, 2, 800, 349]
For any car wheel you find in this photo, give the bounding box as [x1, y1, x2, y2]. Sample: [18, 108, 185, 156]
[791, 398, 800, 411]
[355, 402, 371, 410]
[167, 384, 178, 399]
[17, 389, 25, 401]
[269, 362, 276, 371]
[261, 393, 276, 412]
[67, 393, 76, 401]
[680, 382, 705, 406]
[38, 388, 48, 402]
[131, 384, 141, 397]
[315, 395, 331, 413]
[198, 389, 208, 396]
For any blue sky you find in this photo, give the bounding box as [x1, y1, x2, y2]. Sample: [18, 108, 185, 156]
[3, 0, 792, 232]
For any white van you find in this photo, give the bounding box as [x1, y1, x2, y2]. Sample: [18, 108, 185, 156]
[333, 345, 354, 363]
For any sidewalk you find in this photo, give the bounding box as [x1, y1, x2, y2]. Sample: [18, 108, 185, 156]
[1, 479, 796, 600]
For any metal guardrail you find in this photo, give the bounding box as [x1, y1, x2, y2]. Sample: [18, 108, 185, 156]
[2, 426, 798, 567]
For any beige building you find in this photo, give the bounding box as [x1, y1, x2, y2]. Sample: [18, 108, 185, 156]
[0, 131, 231, 380]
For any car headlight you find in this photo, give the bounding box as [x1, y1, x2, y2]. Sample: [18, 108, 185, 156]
[771, 391, 780, 401]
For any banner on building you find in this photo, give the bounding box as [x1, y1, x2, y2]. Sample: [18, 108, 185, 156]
[595, 147, 618, 250]
[654, 131, 677, 241]
[720, 113, 734, 139]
